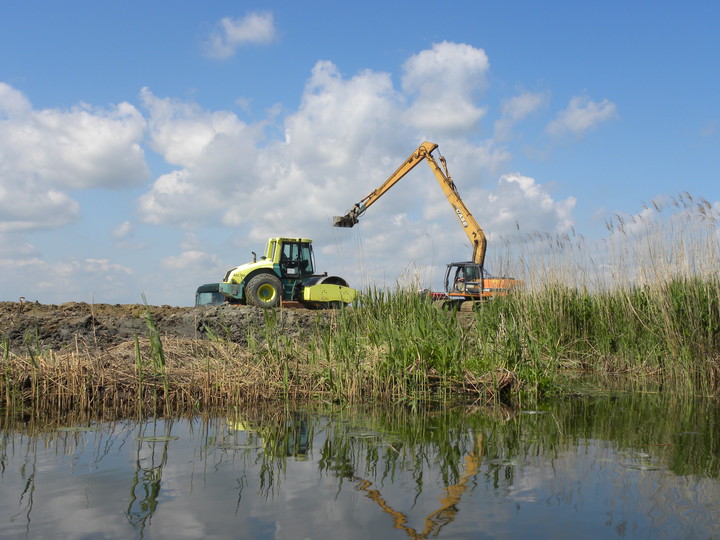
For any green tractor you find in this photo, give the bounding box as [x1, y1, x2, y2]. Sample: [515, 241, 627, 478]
[217, 237, 357, 309]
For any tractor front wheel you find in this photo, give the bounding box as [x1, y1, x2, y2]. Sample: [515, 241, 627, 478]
[246, 274, 282, 308]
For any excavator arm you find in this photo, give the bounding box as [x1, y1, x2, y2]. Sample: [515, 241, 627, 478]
[333, 142, 487, 266]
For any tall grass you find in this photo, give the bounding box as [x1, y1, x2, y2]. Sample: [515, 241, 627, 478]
[0, 298, 516, 415]
[307, 289, 517, 404]
[1, 194, 718, 414]
[479, 193, 720, 394]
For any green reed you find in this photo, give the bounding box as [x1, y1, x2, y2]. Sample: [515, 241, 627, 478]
[307, 288, 512, 404]
[2, 337, 12, 409]
[139, 296, 170, 413]
[474, 193, 720, 394]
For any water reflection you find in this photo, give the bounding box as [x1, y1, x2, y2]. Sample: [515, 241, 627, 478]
[127, 420, 177, 534]
[1, 392, 720, 539]
[350, 432, 484, 539]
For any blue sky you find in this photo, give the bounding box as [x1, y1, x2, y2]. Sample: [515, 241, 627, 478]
[1, 1, 718, 306]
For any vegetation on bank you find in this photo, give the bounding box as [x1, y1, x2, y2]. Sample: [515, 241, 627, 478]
[1, 297, 519, 416]
[1, 193, 719, 415]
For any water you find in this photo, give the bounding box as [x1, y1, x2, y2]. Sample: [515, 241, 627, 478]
[1, 391, 719, 539]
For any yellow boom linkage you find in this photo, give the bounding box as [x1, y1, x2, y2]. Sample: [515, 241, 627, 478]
[334, 142, 519, 301]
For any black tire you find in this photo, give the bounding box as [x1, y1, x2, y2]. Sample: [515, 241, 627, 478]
[246, 274, 282, 308]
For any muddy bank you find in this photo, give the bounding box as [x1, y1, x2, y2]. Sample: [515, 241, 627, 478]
[0, 301, 333, 355]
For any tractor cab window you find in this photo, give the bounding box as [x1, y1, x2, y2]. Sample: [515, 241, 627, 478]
[298, 243, 314, 275]
[280, 242, 314, 277]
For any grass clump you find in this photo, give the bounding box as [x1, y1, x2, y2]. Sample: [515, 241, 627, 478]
[309, 289, 504, 404]
[474, 193, 720, 395]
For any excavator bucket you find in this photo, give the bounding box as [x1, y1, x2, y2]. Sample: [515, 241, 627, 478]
[333, 214, 358, 228]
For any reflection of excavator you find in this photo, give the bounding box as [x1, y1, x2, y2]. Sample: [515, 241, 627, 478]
[334, 142, 520, 303]
[354, 433, 484, 539]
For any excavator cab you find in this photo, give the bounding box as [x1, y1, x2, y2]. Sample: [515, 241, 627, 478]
[445, 262, 485, 299]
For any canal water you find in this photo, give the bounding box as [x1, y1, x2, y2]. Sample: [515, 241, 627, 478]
[1, 388, 719, 539]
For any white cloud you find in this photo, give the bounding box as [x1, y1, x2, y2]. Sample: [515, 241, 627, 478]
[204, 12, 276, 59]
[83, 258, 134, 275]
[0, 256, 136, 303]
[111, 220, 145, 249]
[491, 173, 576, 233]
[546, 95, 618, 138]
[133, 42, 581, 294]
[0, 235, 38, 258]
[140, 87, 254, 168]
[0, 83, 148, 233]
[402, 42, 489, 133]
[0, 183, 80, 232]
[494, 92, 546, 141]
[162, 250, 219, 270]
[112, 221, 133, 240]
[0, 82, 32, 116]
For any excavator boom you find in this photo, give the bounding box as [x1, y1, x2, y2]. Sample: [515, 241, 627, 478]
[333, 142, 487, 265]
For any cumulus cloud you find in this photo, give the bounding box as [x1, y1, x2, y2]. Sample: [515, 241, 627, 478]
[112, 221, 133, 240]
[134, 42, 582, 292]
[162, 250, 220, 270]
[0, 255, 135, 303]
[490, 173, 576, 233]
[0, 83, 148, 232]
[546, 95, 618, 138]
[204, 12, 276, 59]
[137, 61, 405, 231]
[138, 88, 265, 227]
[0, 183, 80, 233]
[494, 92, 546, 141]
[402, 42, 490, 133]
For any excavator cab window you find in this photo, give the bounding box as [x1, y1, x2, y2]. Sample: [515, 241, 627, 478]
[464, 265, 482, 282]
[448, 265, 465, 292]
[447, 263, 484, 295]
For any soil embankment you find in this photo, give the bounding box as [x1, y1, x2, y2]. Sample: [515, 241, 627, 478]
[0, 301, 329, 355]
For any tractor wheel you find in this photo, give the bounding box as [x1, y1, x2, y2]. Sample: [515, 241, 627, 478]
[246, 274, 282, 308]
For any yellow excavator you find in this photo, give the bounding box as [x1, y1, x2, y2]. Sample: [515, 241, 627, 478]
[334, 142, 520, 304]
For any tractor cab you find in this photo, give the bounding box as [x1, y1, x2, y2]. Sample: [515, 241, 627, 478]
[278, 239, 315, 279]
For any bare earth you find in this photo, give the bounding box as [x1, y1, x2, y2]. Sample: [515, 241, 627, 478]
[0, 301, 331, 355]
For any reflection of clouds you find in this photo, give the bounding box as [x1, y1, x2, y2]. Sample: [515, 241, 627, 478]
[2, 414, 720, 539]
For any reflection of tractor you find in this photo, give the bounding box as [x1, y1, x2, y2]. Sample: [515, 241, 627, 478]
[334, 142, 521, 305]
[217, 237, 357, 309]
[227, 413, 310, 459]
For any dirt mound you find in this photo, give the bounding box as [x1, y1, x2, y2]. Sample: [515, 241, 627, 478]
[0, 301, 332, 355]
